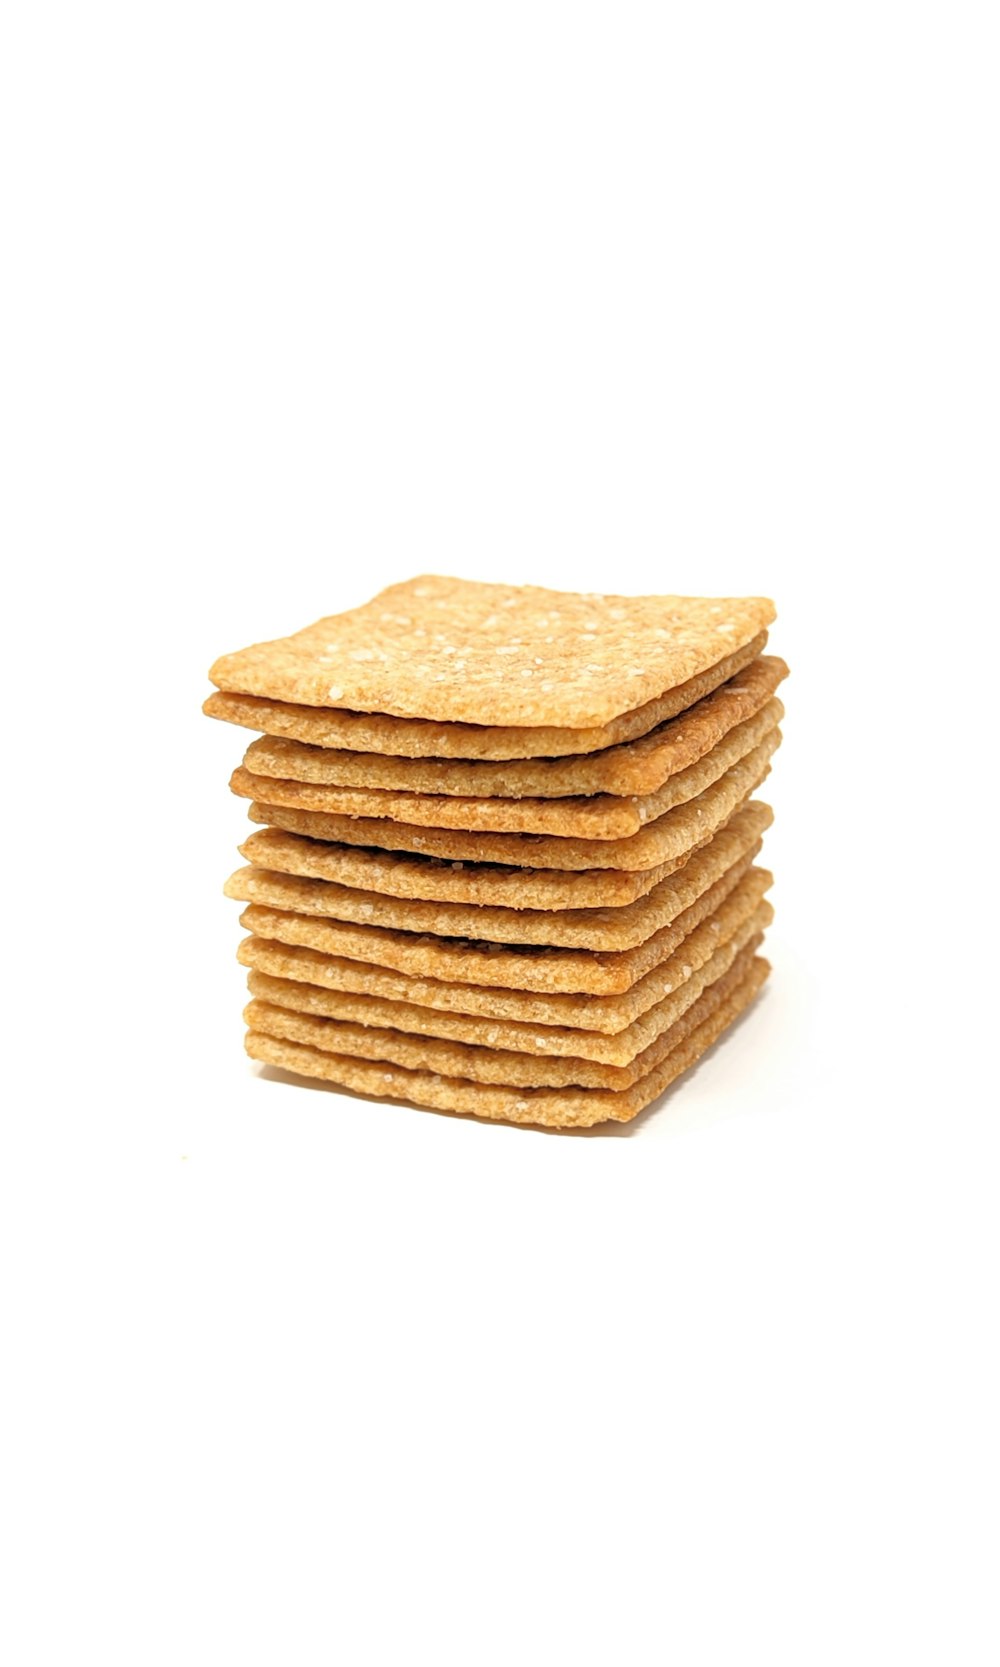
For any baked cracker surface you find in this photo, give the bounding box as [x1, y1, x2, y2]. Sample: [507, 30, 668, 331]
[227, 806, 767, 952]
[243, 957, 771, 1127]
[236, 800, 772, 911]
[209, 576, 775, 726]
[235, 880, 773, 1038]
[231, 699, 783, 836]
[240, 655, 788, 799]
[244, 910, 768, 1068]
[245, 730, 779, 870]
[244, 940, 761, 1092]
[235, 862, 771, 996]
[203, 633, 768, 760]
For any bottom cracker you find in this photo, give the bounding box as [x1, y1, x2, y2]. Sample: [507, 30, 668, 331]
[244, 956, 771, 1128]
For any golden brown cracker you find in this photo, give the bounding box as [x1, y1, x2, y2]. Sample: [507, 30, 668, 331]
[245, 910, 766, 1067]
[237, 826, 691, 912]
[231, 699, 782, 839]
[236, 861, 770, 996]
[241, 655, 788, 800]
[238, 799, 772, 911]
[244, 956, 771, 1127]
[245, 730, 779, 871]
[227, 804, 766, 951]
[236, 880, 773, 1036]
[209, 576, 775, 727]
[244, 940, 760, 1092]
[203, 633, 768, 760]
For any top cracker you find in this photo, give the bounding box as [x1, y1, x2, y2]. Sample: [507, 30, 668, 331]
[209, 576, 775, 728]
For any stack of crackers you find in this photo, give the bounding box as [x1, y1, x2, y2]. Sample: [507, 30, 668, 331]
[204, 577, 785, 1129]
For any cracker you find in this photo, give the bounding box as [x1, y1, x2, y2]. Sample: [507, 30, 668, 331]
[241, 655, 788, 800]
[209, 576, 775, 727]
[245, 730, 779, 871]
[245, 910, 766, 1067]
[203, 632, 768, 761]
[236, 880, 773, 1036]
[227, 804, 767, 951]
[237, 861, 770, 996]
[244, 940, 760, 1091]
[231, 699, 782, 839]
[244, 957, 771, 1127]
[240, 822, 706, 910]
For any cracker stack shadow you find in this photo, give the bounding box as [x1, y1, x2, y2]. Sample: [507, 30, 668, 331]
[204, 577, 786, 1130]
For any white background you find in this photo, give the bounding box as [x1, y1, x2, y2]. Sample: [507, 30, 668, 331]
[2, 4, 997, 1663]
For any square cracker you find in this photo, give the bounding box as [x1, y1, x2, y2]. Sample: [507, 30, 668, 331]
[245, 729, 778, 871]
[245, 907, 767, 1067]
[244, 939, 761, 1093]
[243, 957, 771, 1127]
[236, 875, 773, 1036]
[209, 576, 775, 727]
[227, 801, 767, 952]
[231, 698, 782, 839]
[246, 900, 770, 1066]
[237, 795, 771, 912]
[203, 632, 768, 761]
[239, 824, 696, 910]
[240, 655, 787, 802]
[236, 861, 771, 996]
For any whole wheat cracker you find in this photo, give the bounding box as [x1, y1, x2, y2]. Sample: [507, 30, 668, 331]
[246, 731, 778, 871]
[245, 910, 767, 1067]
[237, 860, 770, 996]
[244, 941, 760, 1092]
[236, 881, 773, 1036]
[209, 576, 775, 727]
[239, 823, 701, 910]
[226, 807, 766, 952]
[242, 656, 788, 800]
[237, 800, 771, 911]
[203, 632, 768, 760]
[231, 699, 782, 839]
[244, 956, 771, 1127]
